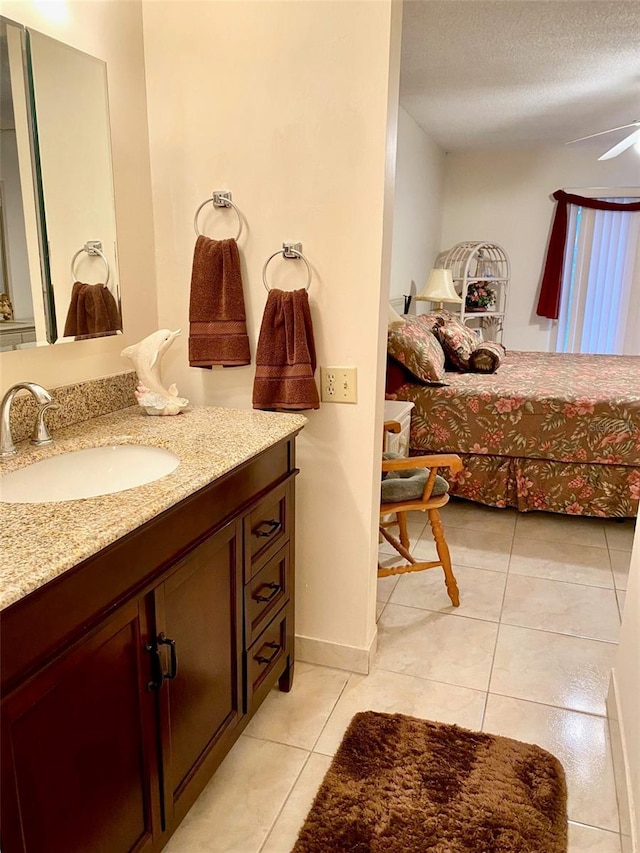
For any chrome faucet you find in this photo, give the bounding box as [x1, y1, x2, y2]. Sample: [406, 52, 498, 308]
[0, 382, 59, 458]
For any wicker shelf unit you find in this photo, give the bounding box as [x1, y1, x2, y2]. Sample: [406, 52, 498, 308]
[433, 241, 510, 342]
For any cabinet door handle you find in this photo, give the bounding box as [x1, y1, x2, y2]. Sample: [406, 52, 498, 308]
[252, 582, 282, 603]
[158, 633, 178, 680]
[254, 519, 282, 539]
[254, 641, 281, 666]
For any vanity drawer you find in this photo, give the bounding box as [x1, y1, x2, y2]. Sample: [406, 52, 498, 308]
[244, 544, 289, 646]
[243, 480, 291, 581]
[245, 607, 290, 713]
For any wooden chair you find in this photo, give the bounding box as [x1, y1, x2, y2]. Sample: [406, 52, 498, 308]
[379, 421, 462, 606]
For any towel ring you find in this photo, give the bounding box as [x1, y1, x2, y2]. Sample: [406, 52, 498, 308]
[194, 192, 242, 241]
[70, 241, 111, 287]
[262, 244, 312, 292]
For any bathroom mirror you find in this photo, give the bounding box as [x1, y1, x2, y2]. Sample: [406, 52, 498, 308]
[0, 17, 122, 353]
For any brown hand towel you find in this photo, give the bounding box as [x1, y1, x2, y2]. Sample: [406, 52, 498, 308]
[252, 288, 320, 411]
[188, 235, 251, 368]
[63, 282, 122, 340]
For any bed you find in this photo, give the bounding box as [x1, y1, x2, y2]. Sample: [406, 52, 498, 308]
[387, 350, 640, 518]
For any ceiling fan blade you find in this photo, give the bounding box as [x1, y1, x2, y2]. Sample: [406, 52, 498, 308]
[598, 128, 640, 160]
[566, 121, 640, 145]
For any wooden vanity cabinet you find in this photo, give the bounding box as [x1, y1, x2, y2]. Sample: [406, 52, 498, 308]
[0, 435, 299, 853]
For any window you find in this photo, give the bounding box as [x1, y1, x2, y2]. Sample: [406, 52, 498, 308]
[554, 192, 640, 356]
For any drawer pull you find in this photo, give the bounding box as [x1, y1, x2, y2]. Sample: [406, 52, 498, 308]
[252, 582, 282, 603]
[254, 641, 281, 666]
[254, 519, 282, 539]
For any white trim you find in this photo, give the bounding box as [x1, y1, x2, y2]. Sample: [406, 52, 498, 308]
[608, 669, 637, 851]
[295, 627, 377, 675]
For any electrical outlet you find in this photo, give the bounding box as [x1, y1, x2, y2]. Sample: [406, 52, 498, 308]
[320, 367, 357, 403]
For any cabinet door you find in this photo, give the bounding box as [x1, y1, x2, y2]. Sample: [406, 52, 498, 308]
[153, 520, 243, 826]
[1, 599, 159, 853]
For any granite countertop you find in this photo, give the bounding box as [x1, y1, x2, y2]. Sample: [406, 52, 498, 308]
[0, 405, 306, 611]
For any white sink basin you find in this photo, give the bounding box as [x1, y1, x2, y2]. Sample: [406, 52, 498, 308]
[0, 445, 180, 504]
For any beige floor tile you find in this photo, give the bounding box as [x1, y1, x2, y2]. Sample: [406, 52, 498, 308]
[502, 575, 620, 642]
[610, 550, 631, 591]
[413, 525, 512, 572]
[604, 520, 636, 552]
[483, 695, 619, 832]
[260, 753, 332, 853]
[515, 512, 607, 548]
[378, 520, 426, 555]
[376, 603, 498, 690]
[376, 574, 400, 603]
[376, 600, 386, 621]
[440, 499, 517, 535]
[568, 822, 621, 852]
[490, 625, 617, 715]
[509, 536, 613, 587]
[390, 564, 506, 622]
[163, 736, 308, 853]
[313, 668, 486, 756]
[616, 590, 626, 620]
[243, 663, 349, 750]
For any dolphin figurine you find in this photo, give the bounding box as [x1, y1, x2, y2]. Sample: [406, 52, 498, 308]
[121, 329, 189, 416]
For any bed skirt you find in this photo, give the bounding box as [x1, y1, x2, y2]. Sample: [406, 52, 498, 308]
[436, 453, 639, 518]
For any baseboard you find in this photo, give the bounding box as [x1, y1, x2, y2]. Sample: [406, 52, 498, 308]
[295, 627, 378, 675]
[607, 669, 637, 852]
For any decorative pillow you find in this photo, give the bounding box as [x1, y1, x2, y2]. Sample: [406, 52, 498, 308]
[430, 311, 479, 371]
[469, 341, 506, 374]
[387, 316, 446, 384]
[381, 451, 449, 503]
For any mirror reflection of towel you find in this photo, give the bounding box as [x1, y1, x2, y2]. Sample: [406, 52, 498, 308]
[63, 281, 122, 340]
[252, 288, 320, 411]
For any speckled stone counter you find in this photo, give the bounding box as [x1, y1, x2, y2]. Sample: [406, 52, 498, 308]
[0, 406, 306, 610]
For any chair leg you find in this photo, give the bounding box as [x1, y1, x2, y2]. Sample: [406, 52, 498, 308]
[428, 508, 460, 607]
[397, 512, 410, 550]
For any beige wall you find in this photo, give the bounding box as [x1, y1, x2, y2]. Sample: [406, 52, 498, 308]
[0, 0, 156, 392]
[389, 107, 446, 307]
[142, 0, 401, 665]
[440, 146, 639, 351]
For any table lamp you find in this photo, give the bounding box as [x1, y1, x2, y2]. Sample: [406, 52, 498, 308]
[415, 269, 462, 311]
[388, 303, 406, 328]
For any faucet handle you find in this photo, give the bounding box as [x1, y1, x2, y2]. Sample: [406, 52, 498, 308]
[31, 401, 59, 447]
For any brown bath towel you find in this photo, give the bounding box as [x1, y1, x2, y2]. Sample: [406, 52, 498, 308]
[188, 236, 251, 368]
[63, 281, 122, 340]
[252, 288, 320, 411]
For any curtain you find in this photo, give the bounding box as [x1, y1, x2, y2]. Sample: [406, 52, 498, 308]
[536, 190, 640, 320]
[554, 201, 640, 355]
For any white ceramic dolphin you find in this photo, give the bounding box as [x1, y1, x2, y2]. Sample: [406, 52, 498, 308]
[121, 329, 189, 416]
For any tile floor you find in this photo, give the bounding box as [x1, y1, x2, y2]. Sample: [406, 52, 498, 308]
[165, 500, 635, 853]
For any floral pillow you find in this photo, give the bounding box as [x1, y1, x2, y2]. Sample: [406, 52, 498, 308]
[430, 311, 479, 371]
[469, 341, 506, 374]
[387, 316, 447, 384]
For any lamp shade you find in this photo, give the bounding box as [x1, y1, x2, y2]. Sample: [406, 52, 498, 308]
[388, 303, 406, 327]
[416, 268, 462, 304]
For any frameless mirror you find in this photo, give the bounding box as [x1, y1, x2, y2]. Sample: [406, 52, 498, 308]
[0, 17, 122, 352]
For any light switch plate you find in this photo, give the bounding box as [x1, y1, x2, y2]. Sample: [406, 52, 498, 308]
[320, 366, 357, 403]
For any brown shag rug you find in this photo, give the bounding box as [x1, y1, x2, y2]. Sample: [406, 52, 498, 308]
[293, 711, 567, 853]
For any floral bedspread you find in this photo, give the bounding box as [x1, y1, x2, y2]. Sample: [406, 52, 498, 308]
[388, 351, 640, 517]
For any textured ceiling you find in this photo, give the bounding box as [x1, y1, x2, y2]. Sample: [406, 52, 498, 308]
[400, 0, 640, 152]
